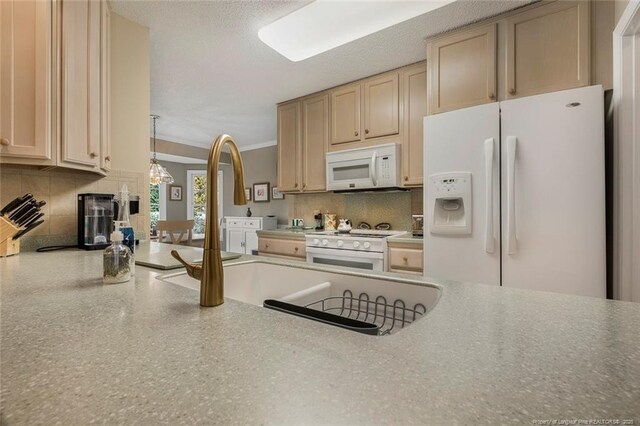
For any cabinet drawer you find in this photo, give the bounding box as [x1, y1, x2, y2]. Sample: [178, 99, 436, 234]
[243, 219, 262, 229]
[389, 247, 423, 272]
[226, 219, 243, 228]
[259, 238, 306, 259]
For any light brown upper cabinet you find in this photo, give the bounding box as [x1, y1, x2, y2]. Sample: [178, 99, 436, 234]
[0, 0, 53, 164]
[301, 93, 328, 192]
[401, 63, 427, 186]
[0, 0, 110, 175]
[505, 1, 590, 99]
[59, 0, 102, 171]
[427, 23, 497, 114]
[330, 83, 360, 145]
[363, 73, 399, 139]
[277, 101, 301, 192]
[277, 93, 329, 193]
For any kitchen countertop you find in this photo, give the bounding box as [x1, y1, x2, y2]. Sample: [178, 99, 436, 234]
[387, 232, 424, 246]
[1, 247, 639, 424]
[256, 228, 317, 239]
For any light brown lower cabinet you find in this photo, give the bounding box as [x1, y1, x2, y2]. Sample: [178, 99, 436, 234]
[258, 235, 306, 261]
[388, 241, 423, 275]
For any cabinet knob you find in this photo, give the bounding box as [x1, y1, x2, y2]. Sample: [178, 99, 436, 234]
[89, 152, 97, 158]
[302, 183, 306, 189]
[365, 129, 369, 134]
[105, 155, 111, 161]
[0, 138, 10, 146]
[404, 176, 408, 181]
[294, 247, 298, 251]
[509, 88, 516, 95]
[403, 257, 408, 263]
[489, 93, 495, 100]
[354, 131, 359, 137]
[265, 244, 269, 249]
[294, 183, 298, 188]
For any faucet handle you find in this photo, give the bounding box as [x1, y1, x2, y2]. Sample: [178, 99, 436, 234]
[171, 250, 203, 280]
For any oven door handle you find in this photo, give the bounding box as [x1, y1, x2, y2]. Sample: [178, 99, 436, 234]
[305, 246, 384, 259]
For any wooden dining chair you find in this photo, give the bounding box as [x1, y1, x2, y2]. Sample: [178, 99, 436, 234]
[156, 220, 194, 245]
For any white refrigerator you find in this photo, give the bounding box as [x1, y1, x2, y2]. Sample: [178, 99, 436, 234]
[423, 85, 605, 298]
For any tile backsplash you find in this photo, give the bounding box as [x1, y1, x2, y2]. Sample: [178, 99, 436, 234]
[0, 165, 148, 251]
[289, 189, 423, 231]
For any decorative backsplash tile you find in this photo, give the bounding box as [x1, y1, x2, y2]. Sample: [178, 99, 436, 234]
[289, 189, 423, 231]
[0, 165, 149, 251]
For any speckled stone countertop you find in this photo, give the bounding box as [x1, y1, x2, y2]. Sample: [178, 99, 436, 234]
[1, 248, 639, 424]
[387, 232, 424, 246]
[256, 228, 316, 239]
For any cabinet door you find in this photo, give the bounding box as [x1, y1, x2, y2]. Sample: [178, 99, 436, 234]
[427, 23, 497, 114]
[0, 0, 53, 162]
[301, 93, 328, 192]
[100, 1, 111, 171]
[226, 228, 244, 254]
[505, 1, 590, 99]
[330, 83, 361, 145]
[244, 230, 258, 255]
[401, 64, 427, 186]
[363, 73, 399, 139]
[277, 101, 301, 192]
[60, 0, 101, 169]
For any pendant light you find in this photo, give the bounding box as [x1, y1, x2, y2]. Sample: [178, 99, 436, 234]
[149, 114, 174, 185]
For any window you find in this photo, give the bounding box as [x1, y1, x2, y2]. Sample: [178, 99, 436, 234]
[149, 183, 167, 234]
[187, 170, 223, 239]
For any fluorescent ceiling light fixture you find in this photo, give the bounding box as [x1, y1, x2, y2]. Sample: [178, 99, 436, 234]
[258, 0, 455, 62]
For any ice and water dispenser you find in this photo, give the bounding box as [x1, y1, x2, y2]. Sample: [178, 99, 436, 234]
[428, 172, 472, 235]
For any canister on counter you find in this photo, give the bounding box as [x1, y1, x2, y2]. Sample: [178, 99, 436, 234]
[324, 213, 337, 231]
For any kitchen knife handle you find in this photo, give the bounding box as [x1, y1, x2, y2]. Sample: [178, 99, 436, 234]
[484, 138, 495, 254]
[12, 219, 44, 240]
[506, 136, 518, 255]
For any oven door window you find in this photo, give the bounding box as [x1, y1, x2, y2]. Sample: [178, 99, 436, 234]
[311, 257, 374, 270]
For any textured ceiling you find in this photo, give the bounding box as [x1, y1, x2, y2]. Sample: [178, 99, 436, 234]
[110, 0, 533, 150]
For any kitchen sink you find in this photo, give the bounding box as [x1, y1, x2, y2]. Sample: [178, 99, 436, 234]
[157, 260, 441, 335]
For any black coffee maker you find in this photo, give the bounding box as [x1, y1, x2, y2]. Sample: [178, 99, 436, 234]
[77, 193, 114, 250]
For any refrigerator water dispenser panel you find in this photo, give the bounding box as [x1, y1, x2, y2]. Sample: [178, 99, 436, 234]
[428, 172, 472, 235]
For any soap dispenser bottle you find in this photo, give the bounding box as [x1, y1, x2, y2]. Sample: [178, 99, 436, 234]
[103, 230, 132, 284]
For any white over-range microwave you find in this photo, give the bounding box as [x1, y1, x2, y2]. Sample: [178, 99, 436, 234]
[325, 143, 401, 191]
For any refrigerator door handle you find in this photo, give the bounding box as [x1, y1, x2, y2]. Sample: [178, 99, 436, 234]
[484, 138, 495, 253]
[506, 136, 518, 254]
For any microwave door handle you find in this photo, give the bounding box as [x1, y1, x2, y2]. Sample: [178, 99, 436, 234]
[370, 151, 377, 186]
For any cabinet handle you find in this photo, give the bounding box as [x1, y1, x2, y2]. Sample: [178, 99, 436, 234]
[365, 129, 369, 134]
[0, 138, 9, 146]
[89, 152, 97, 158]
[354, 131, 359, 137]
[489, 93, 495, 100]
[105, 155, 111, 161]
[509, 88, 516, 95]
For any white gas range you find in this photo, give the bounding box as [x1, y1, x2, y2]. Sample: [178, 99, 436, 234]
[305, 230, 404, 272]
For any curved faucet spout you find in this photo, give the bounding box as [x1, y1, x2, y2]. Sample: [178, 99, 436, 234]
[171, 134, 246, 306]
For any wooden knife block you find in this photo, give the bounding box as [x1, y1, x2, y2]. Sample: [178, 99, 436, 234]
[0, 216, 21, 257]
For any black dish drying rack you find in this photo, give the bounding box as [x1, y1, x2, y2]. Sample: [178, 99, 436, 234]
[264, 289, 427, 336]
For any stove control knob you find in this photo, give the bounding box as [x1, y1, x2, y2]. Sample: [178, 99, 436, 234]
[313, 239, 320, 246]
[363, 242, 371, 249]
[337, 240, 344, 247]
[353, 241, 360, 248]
[322, 239, 329, 246]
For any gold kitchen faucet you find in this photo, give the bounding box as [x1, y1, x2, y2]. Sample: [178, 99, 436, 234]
[171, 134, 246, 306]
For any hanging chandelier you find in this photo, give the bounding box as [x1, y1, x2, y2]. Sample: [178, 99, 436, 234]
[149, 114, 174, 185]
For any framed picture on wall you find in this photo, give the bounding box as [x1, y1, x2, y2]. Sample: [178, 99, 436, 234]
[272, 187, 284, 200]
[169, 185, 182, 201]
[253, 182, 270, 202]
[244, 188, 251, 201]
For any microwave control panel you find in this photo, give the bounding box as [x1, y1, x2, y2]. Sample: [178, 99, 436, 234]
[378, 156, 391, 180]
